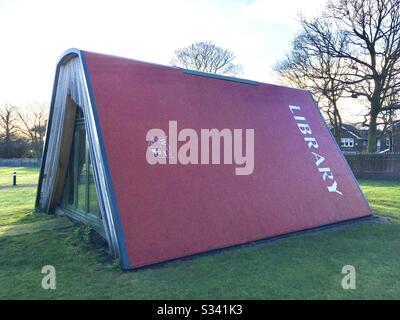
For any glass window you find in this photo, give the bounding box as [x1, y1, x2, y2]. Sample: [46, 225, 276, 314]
[66, 145, 75, 206]
[76, 107, 84, 119]
[340, 138, 354, 148]
[61, 107, 102, 224]
[88, 154, 101, 217]
[76, 127, 87, 211]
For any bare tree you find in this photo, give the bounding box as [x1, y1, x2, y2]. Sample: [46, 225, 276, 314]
[171, 41, 242, 76]
[17, 102, 48, 157]
[274, 18, 347, 143]
[300, 0, 400, 152]
[0, 104, 20, 157]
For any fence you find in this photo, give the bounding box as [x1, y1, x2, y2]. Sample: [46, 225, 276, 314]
[0, 158, 41, 168]
[1, 155, 399, 179]
[345, 153, 400, 180]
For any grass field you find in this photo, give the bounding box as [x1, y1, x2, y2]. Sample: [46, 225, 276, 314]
[0, 167, 49, 226]
[0, 167, 39, 186]
[359, 179, 400, 221]
[0, 167, 399, 299]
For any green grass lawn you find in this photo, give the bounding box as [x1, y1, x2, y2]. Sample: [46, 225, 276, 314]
[0, 223, 399, 299]
[359, 179, 400, 221]
[0, 166, 399, 299]
[0, 167, 39, 186]
[0, 167, 49, 226]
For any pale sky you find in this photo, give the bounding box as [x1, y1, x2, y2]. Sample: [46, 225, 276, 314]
[0, 0, 366, 121]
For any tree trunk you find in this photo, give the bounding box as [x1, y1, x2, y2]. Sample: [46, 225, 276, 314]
[329, 101, 342, 145]
[367, 111, 378, 153]
[333, 121, 341, 144]
[334, 104, 342, 144]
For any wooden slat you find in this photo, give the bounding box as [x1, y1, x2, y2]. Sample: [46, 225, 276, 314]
[49, 95, 77, 211]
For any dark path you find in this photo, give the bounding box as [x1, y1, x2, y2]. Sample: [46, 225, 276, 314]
[0, 184, 37, 190]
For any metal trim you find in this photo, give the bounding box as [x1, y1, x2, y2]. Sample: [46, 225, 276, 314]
[79, 51, 131, 269]
[181, 68, 258, 85]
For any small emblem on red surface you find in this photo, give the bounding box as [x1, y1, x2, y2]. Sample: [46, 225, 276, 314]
[148, 136, 172, 159]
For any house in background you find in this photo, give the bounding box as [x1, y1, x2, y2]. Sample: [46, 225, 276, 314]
[380, 120, 400, 153]
[330, 124, 368, 154]
[330, 122, 400, 154]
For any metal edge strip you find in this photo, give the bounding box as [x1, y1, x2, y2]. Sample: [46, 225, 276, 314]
[79, 51, 132, 269]
[181, 68, 258, 85]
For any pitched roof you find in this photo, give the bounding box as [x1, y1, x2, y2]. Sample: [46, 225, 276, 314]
[36, 49, 372, 269]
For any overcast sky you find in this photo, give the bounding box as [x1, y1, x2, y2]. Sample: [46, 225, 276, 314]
[0, 0, 366, 121]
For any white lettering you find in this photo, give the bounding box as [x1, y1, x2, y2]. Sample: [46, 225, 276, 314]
[289, 105, 342, 196]
[146, 121, 254, 176]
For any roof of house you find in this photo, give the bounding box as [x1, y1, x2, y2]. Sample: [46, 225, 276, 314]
[341, 124, 368, 140]
[386, 119, 400, 131]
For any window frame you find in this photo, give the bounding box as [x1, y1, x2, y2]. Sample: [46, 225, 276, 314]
[340, 137, 354, 148]
[61, 108, 103, 234]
